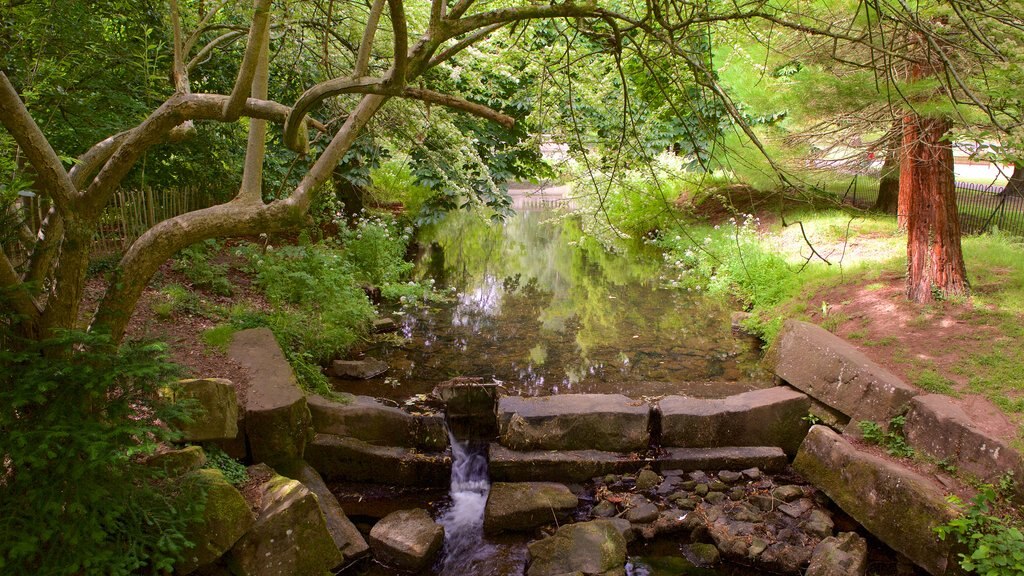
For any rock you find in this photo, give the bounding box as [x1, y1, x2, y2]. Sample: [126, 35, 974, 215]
[276, 461, 369, 561]
[433, 379, 500, 419]
[794, 425, 957, 575]
[772, 485, 804, 503]
[728, 487, 745, 501]
[659, 387, 810, 455]
[759, 543, 813, 573]
[498, 394, 650, 452]
[656, 477, 680, 495]
[306, 433, 450, 486]
[637, 509, 690, 539]
[527, 520, 628, 576]
[718, 470, 742, 483]
[624, 502, 660, 524]
[778, 497, 813, 518]
[741, 467, 761, 480]
[729, 504, 762, 523]
[229, 328, 312, 466]
[635, 469, 661, 491]
[656, 447, 788, 473]
[592, 500, 617, 518]
[369, 509, 444, 572]
[904, 394, 1024, 493]
[750, 494, 776, 512]
[484, 482, 578, 533]
[488, 444, 645, 483]
[774, 320, 919, 424]
[331, 357, 389, 379]
[749, 538, 768, 557]
[372, 317, 398, 333]
[227, 470, 342, 576]
[173, 378, 240, 442]
[708, 517, 754, 557]
[307, 394, 447, 451]
[807, 532, 868, 576]
[802, 509, 835, 538]
[148, 445, 207, 476]
[175, 469, 254, 575]
[704, 491, 726, 505]
[687, 542, 720, 565]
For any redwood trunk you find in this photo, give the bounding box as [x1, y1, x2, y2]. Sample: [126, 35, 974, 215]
[873, 147, 900, 214]
[901, 115, 969, 303]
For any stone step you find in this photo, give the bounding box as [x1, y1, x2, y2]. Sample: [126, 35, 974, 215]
[498, 394, 650, 452]
[489, 444, 647, 482]
[655, 446, 789, 473]
[658, 387, 810, 456]
[307, 393, 447, 451]
[793, 425, 957, 576]
[306, 433, 451, 487]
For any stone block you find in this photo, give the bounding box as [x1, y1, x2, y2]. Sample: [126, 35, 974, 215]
[307, 394, 447, 451]
[175, 469, 254, 575]
[369, 509, 444, 572]
[655, 447, 788, 473]
[277, 460, 369, 561]
[306, 433, 451, 487]
[484, 482, 578, 534]
[176, 378, 239, 442]
[498, 394, 650, 452]
[489, 444, 647, 482]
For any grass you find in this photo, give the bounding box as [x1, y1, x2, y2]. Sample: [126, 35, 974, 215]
[913, 368, 960, 396]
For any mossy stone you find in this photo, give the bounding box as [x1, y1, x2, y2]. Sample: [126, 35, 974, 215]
[175, 469, 254, 575]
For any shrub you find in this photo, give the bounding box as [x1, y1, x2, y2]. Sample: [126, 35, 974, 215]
[937, 486, 1024, 575]
[203, 446, 248, 486]
[0, 330, 205, 575]
[858, 415, 915, 458]
[338, 212, 414, 287]
[172, 239, 233, 296]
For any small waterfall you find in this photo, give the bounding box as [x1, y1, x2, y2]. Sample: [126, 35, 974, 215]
[436, 432, 494, 574]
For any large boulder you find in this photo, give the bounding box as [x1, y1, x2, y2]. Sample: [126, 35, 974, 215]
[175, 469, 254, 575]
[659, 387, 810, 455]
[484, 482, 579, 534]
[277, 460, 369, 561]
[806, 532, 868, 576]
[227, 466, 343, 576]
[306, 394, 446, 451]
[369, 509, 444, 572]
[175, 378, 239, 442]
[904, 394, 1023, 491]
[498, 394, 650, 452]
[774, 320, 919, 424]
[229, 328, 312, 466]
[793, 426, 957, 575]
[527, 519, 628, 576]
[306, 433, 451, 486]
[489, 444, 646, 482]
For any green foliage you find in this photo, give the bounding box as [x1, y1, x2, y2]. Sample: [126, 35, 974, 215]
[152, 284, 203, 319]
[0, 330, 205, 575]
[172, 240, 233, 296]
[937, 487, 1024, 576]
[338, 212, 414, 287]
[914, 369, 960, 396]
[201, 323, 237, 352]
[858, 415, 915, 458]
[203, 446, 248, 486]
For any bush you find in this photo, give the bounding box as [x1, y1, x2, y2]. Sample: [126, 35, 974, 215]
[172, 239, 233, 296]
[0, 330, 205, 575]
[937, 486, 1024, 575]
[338, 212, 414, 287]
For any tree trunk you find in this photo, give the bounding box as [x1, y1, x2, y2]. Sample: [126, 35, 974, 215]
[1006, 162, 1024, 197]
[902, 115, 969, 303]
[873, 147, 900, 214]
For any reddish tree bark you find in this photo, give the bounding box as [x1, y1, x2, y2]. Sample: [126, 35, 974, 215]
[901, 115, 969, 302]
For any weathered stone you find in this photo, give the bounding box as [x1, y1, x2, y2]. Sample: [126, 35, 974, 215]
[148, 445, 207, 476]
[306, 394, 447, 451]
[772, 485, 804, 503]
[433, 379, 500, 419]
[759, 543, 813, 573]
[527, 520, 628, 576]
[369, 509, 444, 572]
[636, 509, 689, 540]
[688, 542, 720, 565]
[802, 509, 835, 539]
[774, 320, 919, 423]
[806, 532, 868, 576]
[484, 482, 578, 533]
[276, 461, 369, 561]
[624, 502, 660, 524]
[659, 387, 810, 455]
[592, 500, 617, 518]
[372, 317, 398, 333]
[635, 469, 661, 491]
[656, 447, 788, 473]
[718, 470, 742, 483]
[227, 471, 342, 576]
[904, 394, 1023, 490]
[489, 444, 646, 483]
[704, 491, 726, 505]
[749, 538, 768, 557]
[778, 498, 813, 518]
[498, 394, 650, 452]
[793, 425, 957, 575]
[306, 433, 450, 486]
[331, 357, 388, 379]
[176, 469, 254, 575]
[741, 467, 761, 480]
[229, 328, 312, 466]
[174, 378, 239, 442]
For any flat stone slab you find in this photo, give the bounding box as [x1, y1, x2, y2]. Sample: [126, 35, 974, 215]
[498, 394, 650, 452]
[331, 357, 389, 379]
[904, 394, 1023, 493]
[369, 509, 444, 572]
[489, 444, 647, 482]
[306, 433, 451, 487]
[277, 461, 369, 561]
[659, 387, 810, 455]
[228, 328, 311, 466]
[527, 519, 628, 576]
[175, 378, 239, 442]
[774, 320, 919, 424]
[656, 447, 788, 473]
[484, 482, 578, 534]
[793, 426, 957, 575]
[307, 394, 447, 451]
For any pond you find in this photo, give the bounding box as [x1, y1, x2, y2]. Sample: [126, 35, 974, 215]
[334, 208, 769, 401]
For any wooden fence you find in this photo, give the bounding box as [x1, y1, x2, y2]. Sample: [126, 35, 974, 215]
[94, 187, 214, 252]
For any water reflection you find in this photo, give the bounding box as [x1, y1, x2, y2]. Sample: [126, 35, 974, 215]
[335, 210, 767, 400]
